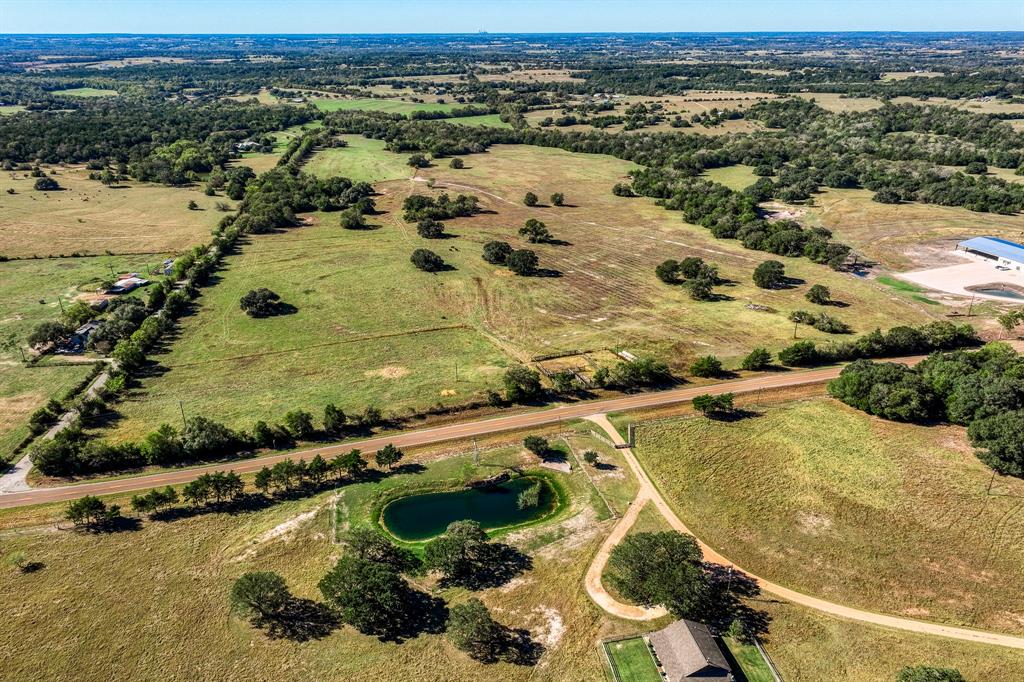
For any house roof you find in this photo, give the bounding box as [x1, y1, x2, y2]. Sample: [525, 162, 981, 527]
[959, 236, 1024, 263]
[648, 619, 732, 681]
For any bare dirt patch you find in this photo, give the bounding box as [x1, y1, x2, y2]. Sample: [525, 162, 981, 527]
[363, 365, 411, 379]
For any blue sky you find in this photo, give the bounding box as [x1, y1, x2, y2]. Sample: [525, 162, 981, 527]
[1, 0, 1022, 34]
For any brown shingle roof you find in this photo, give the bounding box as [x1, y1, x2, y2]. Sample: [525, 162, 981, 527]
[648, 619, 732, 681]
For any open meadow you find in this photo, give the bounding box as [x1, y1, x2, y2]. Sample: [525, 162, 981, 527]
[0, 167, 231, 258]
[630, 398, 1024, 636]
[99, 141, 938, 442]
[303, 134, 414, 184]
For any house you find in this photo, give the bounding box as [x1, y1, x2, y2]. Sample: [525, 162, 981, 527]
[647, 620, 733, 681]
[107, 274, 150, 294]
[957, 236, 1024, 271]
[160, 258, 175, 276]
[64, 320, 101, 353]
[234, 140, 261, 153]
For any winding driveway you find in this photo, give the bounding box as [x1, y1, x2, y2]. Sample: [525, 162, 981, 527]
[582, 413, 1024, 651]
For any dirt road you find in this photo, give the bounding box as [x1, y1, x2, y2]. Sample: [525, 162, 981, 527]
[0, 363, 857, 509]
[583, 414, 1024, 651]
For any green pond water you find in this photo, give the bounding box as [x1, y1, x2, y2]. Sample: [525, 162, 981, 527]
[381, 477, 557, 542]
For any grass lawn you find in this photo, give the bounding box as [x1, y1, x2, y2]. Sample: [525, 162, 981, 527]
[304, 135, 414, 184]
[311, 97, 458, 115]
[0, 167, 231, 258]
[723, 636, 775, 682]
[51, 87, 119, 97]
[0, 104, 26, 116]
[0, 433, 633, 681]
[632, 398, 1024, 635]
[604, 637, 661, 682]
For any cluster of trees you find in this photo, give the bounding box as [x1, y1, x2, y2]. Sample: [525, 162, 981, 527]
[410, 248, 447, 272]
[239, 169, 374, 234]
[605, 531, 711, 619]
[232, 522, 535, 660]
[829, 343, 1024, 476]
[789, 309, 852, 334]
[481, 240, 539, 276]
[594, 356, 672, 390]
[402, 193, 479, 222]
[0, 100, 314, 167]
[776, 321, 979, 368]
[239, 288, 289, 317]
[655, 256, 720, 300]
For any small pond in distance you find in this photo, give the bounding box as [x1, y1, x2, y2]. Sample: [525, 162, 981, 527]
[381, 477, 557, 542]
[972, 287, 1024, 300]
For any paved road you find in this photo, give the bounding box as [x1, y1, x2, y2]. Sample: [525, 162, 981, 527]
[0, 364, 859, 509]
[583, 414, 1024, 650]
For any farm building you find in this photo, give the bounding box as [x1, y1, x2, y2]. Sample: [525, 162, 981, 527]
[107, 275, 149, 294]
[647, 619, 733, 681]
[957, 237, 1024, 270]
[65, 321, 101, 353]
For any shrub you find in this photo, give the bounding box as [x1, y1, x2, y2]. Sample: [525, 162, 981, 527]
[523, 191, 538, 207]
[33, 177, 60, 191]
[522, 435, 548, 456]
[806, 284, 831, 305]
[449, 158, 465, 169]
[416, 218, 445, 238]
[740, 347, 772, 371]
[410, 248, 446, 272]
[482, 240, 512, 265]
[752, 260, 785, 289]
[689, 355, 723, 378]
[506, 249, 538, 276]
[550, 192, 565, 206]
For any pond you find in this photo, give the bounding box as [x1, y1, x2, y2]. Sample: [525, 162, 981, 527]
[381, 476, 558, 542]
[972, 286, 1024, 300]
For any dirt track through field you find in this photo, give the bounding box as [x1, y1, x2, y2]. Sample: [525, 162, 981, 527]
[582, 413, 1024, 651]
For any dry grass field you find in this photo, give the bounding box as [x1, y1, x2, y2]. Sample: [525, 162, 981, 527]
[0, 433, 639, 682]
[797, 187, 1024, 270]
[0, 167, 232, 258]
[631, 398, 1024, 636]
[303, 134, 414, 184]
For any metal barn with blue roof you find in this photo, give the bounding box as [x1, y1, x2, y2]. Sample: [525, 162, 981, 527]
[957, 237, 1024, 270]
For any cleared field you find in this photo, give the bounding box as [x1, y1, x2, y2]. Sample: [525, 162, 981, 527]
[0, 167, 231, 258]
[632, 398, 1024, 635]
[794, 92, 883, 112]
[102, 216, 512, 442]
[704, 165, 759, 191]
[761, 600, 1024, 681]
[304, 135, 414, 184]
[311, 97, 457, 115]
[0, 105, 26, 116]
[0, 434, 632, 681]
[104, 142, 934, 441]
[52, 87, 119, 97]
[450, 113, 513, 128]
[233, 121, 323, 174]
[798, 187, 1024, 270]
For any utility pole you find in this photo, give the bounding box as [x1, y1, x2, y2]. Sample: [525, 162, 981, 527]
[19, 346, 27, 363]
[793, 321, 798, 339]
[57, 295, 65, 314]
[179, 400, 187, 429]
[454, 360, 459, 382]
[108, 263, 117, 280]
[967, 294, 976, 317]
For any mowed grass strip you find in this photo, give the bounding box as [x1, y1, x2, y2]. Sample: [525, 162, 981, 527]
[633, 398, 1024, 634]
[0, 167, 230, 257]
